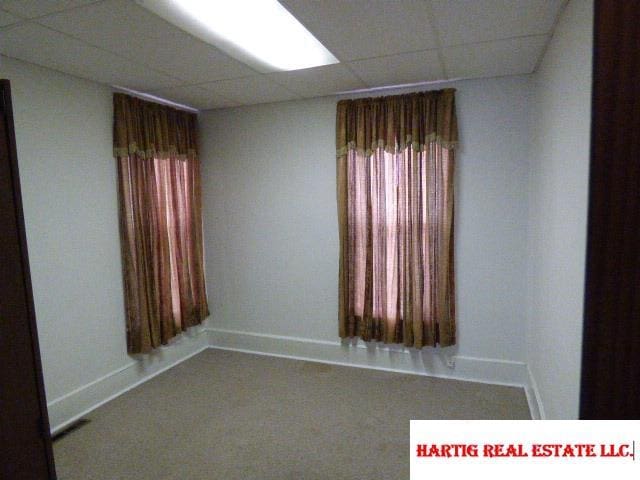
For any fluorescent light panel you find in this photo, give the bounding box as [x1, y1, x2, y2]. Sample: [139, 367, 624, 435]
[137, 0, 339, 72]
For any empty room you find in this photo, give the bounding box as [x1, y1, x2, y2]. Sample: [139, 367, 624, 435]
[1, 0, 638, 479]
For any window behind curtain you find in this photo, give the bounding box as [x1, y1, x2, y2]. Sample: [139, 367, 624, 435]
[113, 93, 208, 354]
[336, 90, 458, 348]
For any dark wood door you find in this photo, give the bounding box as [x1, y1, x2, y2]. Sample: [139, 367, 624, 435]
[580, 1, 640, 418]
[0, 80, 57, 478]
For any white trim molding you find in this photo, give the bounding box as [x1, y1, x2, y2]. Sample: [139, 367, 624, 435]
[206, 327, 542, 418]
[47, 329, 208, 434]
[47, 326, 545, 432]
[525, 365, 546, 420]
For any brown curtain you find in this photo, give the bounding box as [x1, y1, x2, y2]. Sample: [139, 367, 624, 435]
[113, 93, 209, 354]
[336, 89, 458, 348]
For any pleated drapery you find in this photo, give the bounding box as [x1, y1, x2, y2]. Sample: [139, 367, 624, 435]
[114, 93, 209, 354]
[336, 89, 458, 348]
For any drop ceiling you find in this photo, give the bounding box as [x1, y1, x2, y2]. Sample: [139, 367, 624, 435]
[0, 0, 567, 110]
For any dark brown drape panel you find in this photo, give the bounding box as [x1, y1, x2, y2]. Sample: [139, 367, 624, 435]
[113, 93, 209, 354]
[337, 89, 458, 348]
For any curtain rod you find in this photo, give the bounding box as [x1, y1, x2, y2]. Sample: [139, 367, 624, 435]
[335, 78, 463, 99]
[111, 85, 199, 114]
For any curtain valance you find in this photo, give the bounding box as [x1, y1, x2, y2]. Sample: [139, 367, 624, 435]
[336, 88, 458, 157]
[113, 93, 198, 160]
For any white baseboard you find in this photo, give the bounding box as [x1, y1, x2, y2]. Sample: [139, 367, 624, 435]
[206, 328, 535, 411]
[47, 326, 544, 432]
[524, 365, 546, 420]
[47, 329, 208, 434]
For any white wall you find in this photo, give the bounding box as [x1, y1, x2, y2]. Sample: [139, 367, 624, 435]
[526, 0, 593, 419]
[1, 0, 593, 423]
[0, 55, 206, 431]
[200, 75, 534, 379]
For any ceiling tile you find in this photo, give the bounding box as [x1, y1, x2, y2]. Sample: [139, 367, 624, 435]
[0, 23, 180, 90]
[347, 50, 444, 88]
[0, 8, 20, 26]
[0, 0, 568, 107]
[151, 85, 241, 110]
[0, 0, 96, 18]
[442, 35, 549, 79]
[267, 64, 366, 97]
[280, 0, 438, 61]
[197, 76, 300, 106]
[37, 0, 256, 85]
[430, 0, 565, 46]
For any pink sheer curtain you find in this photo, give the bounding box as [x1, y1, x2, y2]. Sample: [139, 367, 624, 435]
[337, 90, 457, 348]
[114, 93, 209, 354]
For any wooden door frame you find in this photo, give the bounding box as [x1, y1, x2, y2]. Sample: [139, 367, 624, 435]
[0, 79, 57, 477]
[580, 0, 640, 419]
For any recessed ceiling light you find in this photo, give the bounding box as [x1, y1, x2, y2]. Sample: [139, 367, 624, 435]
[137, 0, 339, 72]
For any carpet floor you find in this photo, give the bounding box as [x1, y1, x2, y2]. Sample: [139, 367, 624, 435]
[53, 349, 530, 479]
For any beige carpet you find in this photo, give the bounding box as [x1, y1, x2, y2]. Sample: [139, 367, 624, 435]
[53, 349, 530, 479]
